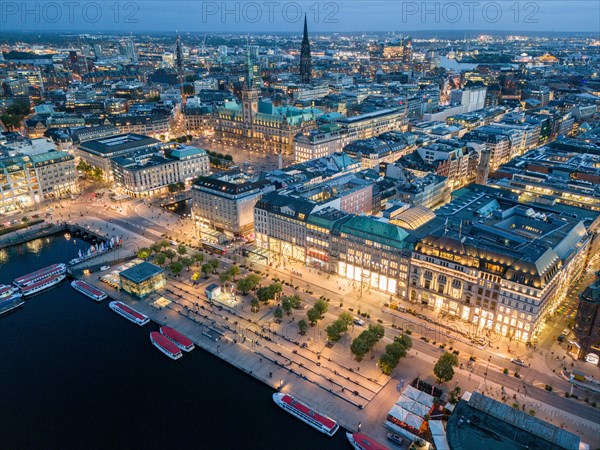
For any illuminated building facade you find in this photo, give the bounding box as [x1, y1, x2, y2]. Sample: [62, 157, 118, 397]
[408, 186, 598, 343]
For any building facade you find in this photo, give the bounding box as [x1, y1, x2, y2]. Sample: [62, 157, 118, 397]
[0, 150, 78, 214]
[111, 145, 209, 197]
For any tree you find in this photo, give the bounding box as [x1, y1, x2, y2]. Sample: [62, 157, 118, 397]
[169, 261, 183, 275]
[314, 299, 328, 318]
[164, 249, 176, 262]
[219, 271, 232, 286]
[366, 324, 385, 346]
[326, 320, 347, 342]
[201, 263, 213, 278]
[237, 277, 254, 295]
[282, 295, 301, 315]
[177, 244, 187, 257]
[448, 386, 462, 405]
[256, 286, 274, 304]
[339, 311, 354, 327]
[154, 252, 167, 266]
[350, 325, 386, 361]
[434, 352, 459, 383]
[378, 334, 412, 375]
[150, 242, 162, 254]
[250, 298, 260, 312]
[307, 307, 321, 326]
[193, 252, 204, 265]
[298, 319, 308, 335]
[350, 336, 372, 361]
[247, 273, 261, 287]
[274, 307, 283, 319]
[228, 265, 240, 280]
[208, 259, 220, 273]
[180, 256, 194, 271]
[269, 282, 282, 301]
[191, 272, 201, 283]
[136, 247, 151, 260]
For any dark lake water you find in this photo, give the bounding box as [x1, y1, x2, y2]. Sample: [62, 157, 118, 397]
[0, 233, 349, 450]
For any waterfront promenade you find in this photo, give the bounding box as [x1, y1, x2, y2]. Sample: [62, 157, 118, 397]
[78, 265, 600, 447]
[12, 193, 598, 446]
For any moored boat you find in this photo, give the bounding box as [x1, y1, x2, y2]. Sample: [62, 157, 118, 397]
[346, 432, 389, 450]
[0, 295, 25, 316]
[14, 263, 66, 287]
[20, 274, 66, 297]
[108, 301, 149, 325]
[0, 284, 19, 299]
[272, 392, 339, 436]
[150, 331, 182, 360]
[160, 326, 195, 352]
[71, 280, 107, 301]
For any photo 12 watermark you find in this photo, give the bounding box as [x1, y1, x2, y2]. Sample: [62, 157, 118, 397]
[0, 1, 140, 25]
[400, 1, 539, 25]
[200, 1, 340, 24]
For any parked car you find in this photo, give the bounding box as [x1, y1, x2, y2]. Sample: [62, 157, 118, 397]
[387, 433, 404, 445]
[353, 317, 365, 326]
[100, 265, 111, 271]
[511, 358, 526, 367]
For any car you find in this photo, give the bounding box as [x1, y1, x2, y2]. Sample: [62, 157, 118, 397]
[387, 433, 404, 445]
[100, 265, 111, 271]
[511, 358, 526, 367]
[353, 317, 365, 326]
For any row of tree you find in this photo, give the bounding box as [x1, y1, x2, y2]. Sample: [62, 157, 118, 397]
[325, 312, 354, 342]
[379, 334, 413, 375]
[350, 324, 385, 361]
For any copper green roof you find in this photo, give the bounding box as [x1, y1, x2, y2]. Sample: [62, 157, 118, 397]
[335, 216, 410, 249]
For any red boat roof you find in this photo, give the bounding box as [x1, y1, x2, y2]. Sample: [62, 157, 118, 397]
[114, 302, 147, 321]
[14, 264, 63, 284]
[21, 274, 61, 291]
[0, 286, 14, 294]
[281, 394, 336, 430]
[73, 280, 104, 296]
[350, 433, 389, 450]
[151, 332, 181, 355]
[160, 326, 193, 347]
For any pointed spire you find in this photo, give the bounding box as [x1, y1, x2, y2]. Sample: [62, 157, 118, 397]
[303, 13, 308, 40]
[246, 35, 252, 90]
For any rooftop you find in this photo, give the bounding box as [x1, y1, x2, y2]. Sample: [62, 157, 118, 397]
[447, 392, 581, 450]
[119, 262, 164, 284]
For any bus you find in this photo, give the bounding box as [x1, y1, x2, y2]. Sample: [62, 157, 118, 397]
[202, 243, 227, 255]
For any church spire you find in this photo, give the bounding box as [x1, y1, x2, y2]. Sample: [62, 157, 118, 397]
[299, 14, 312, 85]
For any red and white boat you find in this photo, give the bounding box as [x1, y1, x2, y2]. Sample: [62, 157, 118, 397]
[150, 331, 182, 360]
[14, 263, 67, 287]
[109, 301, 149, 326]
[272, 392, 339, 436]
[20, 274, 66, 297]
[71, 280, 107, 302]
[346, 432, 389, 450]
[0, 284, 19, 299]
[160, 326, 195, 352]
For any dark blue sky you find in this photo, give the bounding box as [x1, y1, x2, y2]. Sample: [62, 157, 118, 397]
[1, 1, 599, 32]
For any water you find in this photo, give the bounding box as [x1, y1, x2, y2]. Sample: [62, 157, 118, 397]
[0, 234, 349, 450]
[162, 199, 192, 218]
[438, 56, 478, 71]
